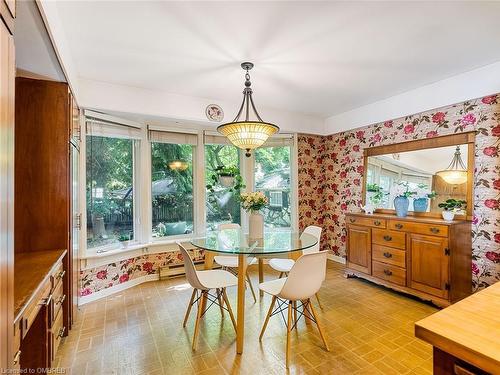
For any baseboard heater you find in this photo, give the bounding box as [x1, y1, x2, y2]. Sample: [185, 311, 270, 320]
[159, 261, 221, 279]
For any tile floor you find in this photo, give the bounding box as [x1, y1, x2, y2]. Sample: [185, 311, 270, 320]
[54, 262, 438, 374]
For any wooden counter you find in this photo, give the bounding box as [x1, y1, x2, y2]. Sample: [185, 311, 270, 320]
[415, 281, 500, 374]
[14, 249, 66, 322]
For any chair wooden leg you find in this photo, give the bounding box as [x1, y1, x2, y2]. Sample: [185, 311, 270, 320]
[192, 290, 205, 351]
[308, 299, 330, 352]
[293, 301, 297, 329]
[315, 292, 323, 309]
[217, 289, 224, 317]
[246, 271, 257, 303]
[286, 301, 293, 368]
[222, 288, 237, 332]
[183, 289, 197, 327]
[259, 296, 276, 341]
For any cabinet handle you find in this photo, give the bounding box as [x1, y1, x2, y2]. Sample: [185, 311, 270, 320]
[430, 227, 440, 234]
[395, 223, 403, 229]
[349, 218, 356, 223]
[383, 252, 393, 258]
[383, 235, 392, 241]
[374, 220, 381, 226]
[39, 294, 52, 306]
[56, 270, 66, 280]
[383, 269, 393, 276]
[13, 350, 21, 365]
[57, 294, 66, 306]
[58, 326, 66, 338]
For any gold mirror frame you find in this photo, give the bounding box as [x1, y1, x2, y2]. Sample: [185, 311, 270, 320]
[362, 132, 475, 220]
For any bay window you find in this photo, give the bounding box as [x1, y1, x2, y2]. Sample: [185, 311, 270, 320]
[83, 115, 298, 255]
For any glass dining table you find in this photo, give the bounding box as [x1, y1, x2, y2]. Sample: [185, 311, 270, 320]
[190, 228, 318, 354]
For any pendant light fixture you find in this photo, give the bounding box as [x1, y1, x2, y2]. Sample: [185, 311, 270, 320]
[217, 62, 279, 157]
[436, 146, 468, 184]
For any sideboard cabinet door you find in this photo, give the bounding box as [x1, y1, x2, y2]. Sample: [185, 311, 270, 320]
[347, 225, 371, 274]
[409, 234, 449, 299]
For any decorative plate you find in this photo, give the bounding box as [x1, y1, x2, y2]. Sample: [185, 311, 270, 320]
[205, 104, 224, 122]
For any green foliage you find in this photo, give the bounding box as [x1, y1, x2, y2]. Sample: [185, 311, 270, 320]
[438, 199, 467, 211]
[366, 183, 380, 192]
[206, 165, 246, 193]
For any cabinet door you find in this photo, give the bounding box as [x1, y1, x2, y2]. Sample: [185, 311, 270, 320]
[347, 225, 371, 274]
[409, 234, 449, 299]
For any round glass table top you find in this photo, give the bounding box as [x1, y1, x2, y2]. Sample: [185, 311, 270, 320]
[190, 229, 317, 255]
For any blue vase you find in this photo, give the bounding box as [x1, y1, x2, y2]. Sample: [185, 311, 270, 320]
[413, 198, 429, 212]
[394, 196, 409, 217]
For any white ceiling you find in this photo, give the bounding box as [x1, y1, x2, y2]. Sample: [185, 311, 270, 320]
[53, 0, 500, 120]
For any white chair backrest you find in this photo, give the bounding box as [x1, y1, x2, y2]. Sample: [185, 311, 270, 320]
[301, 225, 322, 255]
[177, 243, 206, 290]
[217, 223, 241, 230]
[278, 252, 327, 301]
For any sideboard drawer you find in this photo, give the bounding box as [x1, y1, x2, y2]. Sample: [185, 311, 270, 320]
[388, 220, 448, 237]
[372, 261, 406, 286]
[50, 280, 65, 327]
[21, 279, 51, 338]
[51, 308, 65, 361]
[372, 228, 406, 250]
[51, 261, 65, 289]
[372, 245, 406, 268]
[347, 216, 386, 228]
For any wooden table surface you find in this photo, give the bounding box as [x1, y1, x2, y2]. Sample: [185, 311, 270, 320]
[415, 281, 500, 374]
[14, 249, 66, 322]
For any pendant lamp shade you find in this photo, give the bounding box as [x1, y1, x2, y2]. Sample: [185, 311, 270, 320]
[436, 146, 468, 185]
[217, 62, 279, 157]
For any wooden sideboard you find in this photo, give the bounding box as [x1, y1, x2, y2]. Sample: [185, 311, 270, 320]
[345, 212, 472, 307]
[13, 250, 67, 371]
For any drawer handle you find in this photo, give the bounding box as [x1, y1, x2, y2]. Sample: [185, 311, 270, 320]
[395, 223, 403, 229]
[57, 294, 66, 306]
[56, 270, 66, 280]
[39, 294, 52, 306]
[430, 227, 440, 234]
[383, 252, 393, 258]
[349, 218, 356, 223]
[383, 235, 392, 241]
[374, 220, 381, 226]
[453, 364, 478, 375]
[58, 326, 66, 338]
[383, 269, 393, 276]
[13, 350, 21, 365]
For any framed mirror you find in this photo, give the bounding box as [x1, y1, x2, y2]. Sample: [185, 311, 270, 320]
[362, 132, 475, 220]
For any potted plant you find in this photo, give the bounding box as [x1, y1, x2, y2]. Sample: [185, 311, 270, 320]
[206, 165, 245, 192]
[390, 182, 416, 217]
[240, 191, 268, 239]
[438, 199, 466, 221]
[413, 184, 437, 212]
[118, 233, 131, 248]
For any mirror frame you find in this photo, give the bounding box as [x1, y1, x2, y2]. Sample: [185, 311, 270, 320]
[362, 131, 475, 220]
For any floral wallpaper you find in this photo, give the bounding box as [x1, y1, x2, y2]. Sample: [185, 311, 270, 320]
[80, 248, 204, 297]
[298, 94, 500, 290]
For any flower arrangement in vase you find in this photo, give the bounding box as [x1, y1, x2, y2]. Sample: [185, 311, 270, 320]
[438, 199, 466, 221]
[390, 182, 415, 217]
[363, 183, 384, 214]
[240, 191, 268, 239]
[413, 184, 437, 213]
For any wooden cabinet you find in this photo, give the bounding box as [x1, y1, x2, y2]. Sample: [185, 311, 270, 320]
[346, 225, 371, 274]
[0, 17, 15, 371]
[346, 213, 472, 307]
[408, 234, 449, 299]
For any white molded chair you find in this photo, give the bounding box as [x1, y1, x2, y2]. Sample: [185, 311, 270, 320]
[268, 225, 323, 307]
[177, 242, 237, 350]
[259, 251, 330, 368]
[213, 223, 258, 302]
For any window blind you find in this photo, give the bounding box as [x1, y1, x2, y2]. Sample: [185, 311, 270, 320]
[148, 128, 198, 145]
[85, 111, 142, 140]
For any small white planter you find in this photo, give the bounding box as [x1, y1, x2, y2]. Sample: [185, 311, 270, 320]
[249, 212, 264, 239]
[218, 175, 235, 187]
[442, 210, 455, 221]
